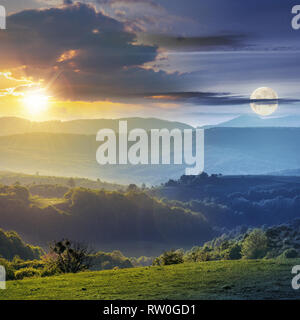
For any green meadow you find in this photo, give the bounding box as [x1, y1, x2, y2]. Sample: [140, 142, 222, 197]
[1, 259, 299, 300]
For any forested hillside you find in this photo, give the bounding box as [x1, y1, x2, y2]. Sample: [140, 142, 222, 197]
[0, 228, 43, 261]
[0, 184, 213, 255]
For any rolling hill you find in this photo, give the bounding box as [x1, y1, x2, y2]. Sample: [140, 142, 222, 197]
[0, 185, 213, 255]
[0, 117, 193, 136]
[1, 259, 298, 300]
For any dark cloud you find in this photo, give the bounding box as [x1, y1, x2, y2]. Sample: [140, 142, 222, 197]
[96, 0, 159, 7]
[1, 2, 185, 100]
[150, 0, 298, 39]
[139, 34, 246, 51]
[145, 92, 300, 106]
[96, 0, 300, 51]
[95, 0, 189, 34]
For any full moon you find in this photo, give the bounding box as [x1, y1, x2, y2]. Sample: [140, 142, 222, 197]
[250, 87, 278, 116]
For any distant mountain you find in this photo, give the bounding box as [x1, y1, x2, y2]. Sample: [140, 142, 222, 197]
[268, 168, 300, 176]
[204, 127, 300, 176]
[0, 127, 300, 184]
[201, 114, 300, 128]
[0, 117, 193, 136]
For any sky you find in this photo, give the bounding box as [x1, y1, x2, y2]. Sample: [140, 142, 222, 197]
[0, 0, 299, 126]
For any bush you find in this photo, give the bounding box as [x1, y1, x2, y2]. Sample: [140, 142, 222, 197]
[40, 266, 59, 277]
[12, 257, 45, 271]
[223, 243, 242, 260]
[184, 246, 213, 262]
[153, 250, 184, 266]
[90, 250, 134, 271]
[48, 239, 93, 274]
[241, 229, 268, 259]
[14, 267, 41, 280]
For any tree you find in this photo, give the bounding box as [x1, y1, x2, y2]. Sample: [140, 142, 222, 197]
[224, 243, 242, 260]
[48, 239, 93, 273]
[199, 172, 209, 179]
[241, 229, 268, 259]
[127, 184, 138, 192]
[153, 249, 184, 266]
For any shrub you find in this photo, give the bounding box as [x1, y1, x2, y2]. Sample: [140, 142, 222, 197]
[153, 250, 184, 266]
[223, 243, 242, 260]
[48, 239, 93, 274]
[152, 257, 161, 266]
[40, 266, 59, 277]
[241, 229, 268, 259]
[194, 250, 211, 262]
[14, 267, 41, 280]
[90, 250, 134, 271]
[184, 247, 212, 262]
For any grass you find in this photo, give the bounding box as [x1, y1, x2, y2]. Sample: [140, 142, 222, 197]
[31, 197, 67, 209]
[1, 259, 300, 300]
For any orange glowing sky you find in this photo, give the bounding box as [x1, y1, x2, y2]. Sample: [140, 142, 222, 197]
[0, 69, 160, 121]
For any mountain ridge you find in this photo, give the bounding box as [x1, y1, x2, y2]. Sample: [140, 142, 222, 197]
[200, 114, 300, 128]
[0, 116, 193, 136]
[0, 127, 299, 184]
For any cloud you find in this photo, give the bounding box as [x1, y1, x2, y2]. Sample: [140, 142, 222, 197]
[0, 2, 186, 101]
[145, 92, 300, 106]
[95, 0, 192, 33]
[0, 2, 248, 105]
[137, 34, 245, 51]
[0, 72, 35, 96]
[1, 0, 54, 14]
[96, 0, 159, 7]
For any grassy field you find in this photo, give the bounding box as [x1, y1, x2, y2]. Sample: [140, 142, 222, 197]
[1, 259, 300, 300]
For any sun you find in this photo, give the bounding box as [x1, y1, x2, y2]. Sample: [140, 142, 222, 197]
[23, 92, 49, 116]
